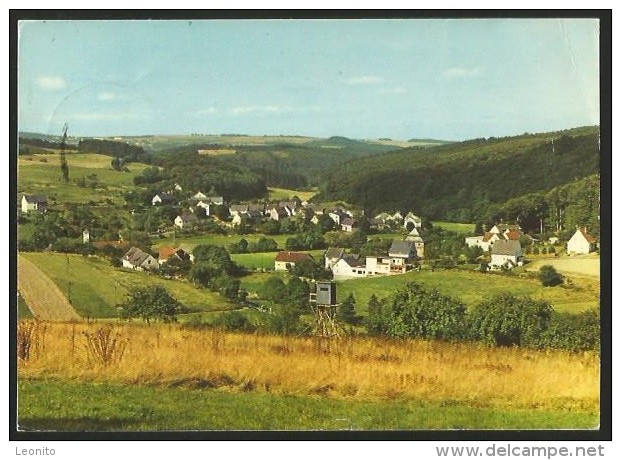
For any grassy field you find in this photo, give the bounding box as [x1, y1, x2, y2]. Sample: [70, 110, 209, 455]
[17, 321, 599, 430]
[431, 221, 475, 234]
[154, 233, 295, 251]
[232, 249, 325, 271]
[17, 292, 34, 319]
[21, 252, 237, 318]
[267, 187, 318, 202]
[18, 153, 150, 205]
[18, 378, 597, 431]
[337, 269, 599, 315]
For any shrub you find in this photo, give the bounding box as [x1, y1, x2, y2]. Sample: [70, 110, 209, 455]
[468, 294, 553, 348]
[539, 265, 563, 287]
[212, 311, 255, 332]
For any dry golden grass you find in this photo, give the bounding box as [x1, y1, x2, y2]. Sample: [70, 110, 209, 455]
[18, 321, 599, 412]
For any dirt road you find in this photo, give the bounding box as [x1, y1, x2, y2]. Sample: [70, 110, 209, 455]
[18, 255, 81, 321]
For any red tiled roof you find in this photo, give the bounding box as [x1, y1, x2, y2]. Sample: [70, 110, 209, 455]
[275, 251, 314, 263]
[505, 229, 522, 240]
[159, 246, 179, 260]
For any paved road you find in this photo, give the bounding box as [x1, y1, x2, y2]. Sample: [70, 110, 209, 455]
[18, 255, 81, 321]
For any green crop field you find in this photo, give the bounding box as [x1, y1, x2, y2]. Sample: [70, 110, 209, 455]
[232, 249, 325, 271]
[18, 378, 597, 431]
[155, 233, 296, 252]
[18, 153, 150, 205]
[267, 187, 318, 201]
[337, 269, 599, 315]
[431, 221, 475, 234]
[20, 252, 237, 318]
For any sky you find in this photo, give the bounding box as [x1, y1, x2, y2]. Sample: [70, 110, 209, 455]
[17, 18, 600, 141]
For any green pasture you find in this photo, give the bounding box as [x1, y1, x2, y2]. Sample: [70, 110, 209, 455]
[18, 378, 598, 431]
[18, 154, 150, 205]
[337, 269, 598, 316]
[267, 187, 318, 201]
[431, 221, 475, 234]
[20, 252, 236, 318]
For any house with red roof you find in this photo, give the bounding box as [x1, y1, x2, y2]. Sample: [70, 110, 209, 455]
[274, 251, 314, 271]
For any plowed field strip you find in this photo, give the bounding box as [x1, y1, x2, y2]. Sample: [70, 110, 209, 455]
[18, 255, 81, 321]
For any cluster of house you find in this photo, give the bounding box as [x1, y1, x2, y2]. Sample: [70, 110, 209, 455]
[121, 245, 193, 272]
[465, 223, 599, 270]
[274, 226, 425, 280]
[465, 223, 528, 270]
[370, 211, 422, 230]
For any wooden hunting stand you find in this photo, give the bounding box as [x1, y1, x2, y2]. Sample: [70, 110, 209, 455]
[309, 281, 339, 338]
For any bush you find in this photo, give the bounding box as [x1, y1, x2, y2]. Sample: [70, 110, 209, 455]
[540, 310, 600, 352]
[468, 294, 553, 348]
[539, 265, 563, 287]
[118, 285, 181, 323]
[212, 311, 255, 332]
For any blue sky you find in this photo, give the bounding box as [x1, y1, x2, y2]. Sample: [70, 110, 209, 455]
[18, 18, 600, 141]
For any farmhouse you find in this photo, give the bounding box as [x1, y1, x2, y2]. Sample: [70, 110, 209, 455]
[324, 247, 345, 269]
[566, 228, 598, 255]
[274, 251, 314, 271]
[152, 192, 175, 206]
[340, 217, 357, 232]
[206, 195, 224, 205]
[158, 246, 193, 265]
[21, 194, 48, 213]
[332, 254, 367, 279]
[490, 240, 523, 270]
[194, 200, 213, 216]
[193, 191, 208, 200]
[122, 247, 159, 271]
[404, 227, 425, 258]
[388, 239, 417, 273]
[174, 213, 199, 229]
[365, 255, 392, 276]
[267, 206, 290, 221]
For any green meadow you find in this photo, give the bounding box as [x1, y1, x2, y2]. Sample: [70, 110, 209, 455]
[18, 378, 597, 431]
[21, 252, 237, 318]
[337, 269, 598, 315]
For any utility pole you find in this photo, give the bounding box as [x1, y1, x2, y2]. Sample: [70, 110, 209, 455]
[60, 123, 69, 182]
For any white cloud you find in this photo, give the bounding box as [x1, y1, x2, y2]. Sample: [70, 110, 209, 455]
[195, 107, 218, 116]
[230, 105, 291, 115]
[36, 76, 67, 90]
[98, 92, 117, 101]
[378, 87, 407, 95]
[442, 67, 481, 78]
[67, 112, 137, 121]
[346, 75, 384, 85]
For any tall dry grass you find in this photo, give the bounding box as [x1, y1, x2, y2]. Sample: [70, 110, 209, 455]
[18, 321, 600, 412]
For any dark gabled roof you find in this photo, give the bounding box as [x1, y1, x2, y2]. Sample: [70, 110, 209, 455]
[177, 213, 198, 223]
[341, 217, 356, 227]
[123, 246, 154, 266]
[275, 251, 314, 263]
[325, 247, 345, 260]
[23, 194, 48, 203]
[491, 240, 521, 256]
[154, 192, 175, 203]
[388, 239, 415, 257]
[340, 254, 365, 268]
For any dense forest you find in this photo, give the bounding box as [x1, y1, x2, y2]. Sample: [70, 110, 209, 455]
[78, 138, 152, 164]
[146, 151, 267, 201]
[153, 137, 399, 189]
[317, 127, 600, 230]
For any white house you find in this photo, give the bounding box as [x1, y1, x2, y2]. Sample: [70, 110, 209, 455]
[274, 251, 314, 271]
[404, 228, 425, 258]
[152, 192, 175, 206]
[158, 246, 193, 265]
[340, 217, 357, 232]
[122, 247, 159, 271]
[324, 247, 345, 270]
[389, 239, 417, 272]
[365, 255, 392, 276]
[403, 212, 422, 229]
[331, 254, 367, 279]
[21, 195, 48, 213]
[174, 213, 199, 229]
[490, 240, 523, 270]
[566, 228, 597, 255]
[193, 191, 208, 200]
[267, 206, 289, 221]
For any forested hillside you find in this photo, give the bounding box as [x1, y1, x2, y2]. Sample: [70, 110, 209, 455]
[317, 127, 600, 227]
